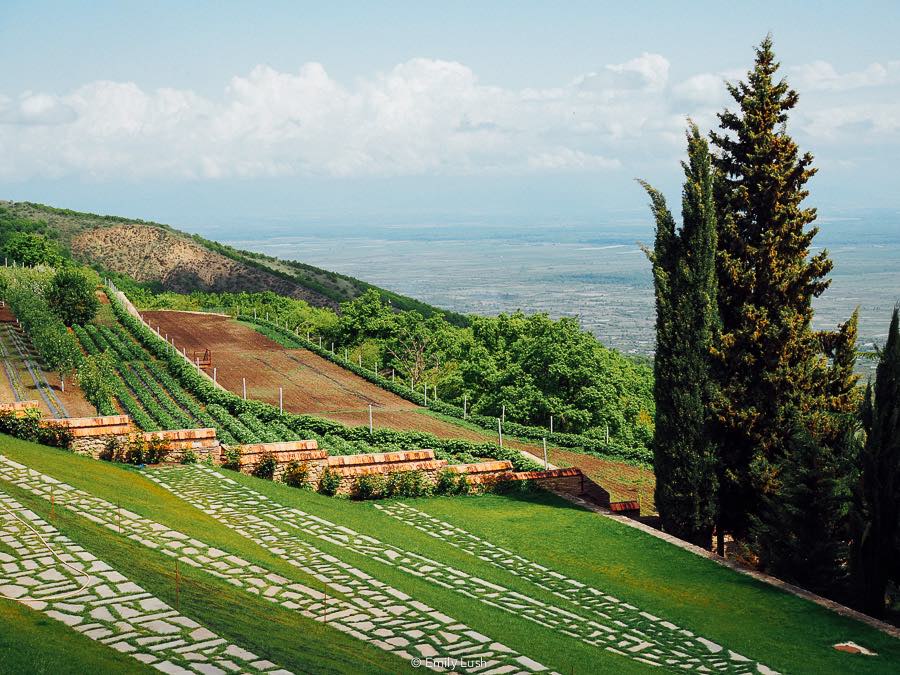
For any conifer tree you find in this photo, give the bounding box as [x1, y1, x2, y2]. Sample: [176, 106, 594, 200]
[852, 307, 900, 616]
[641, 125, 718, 548]
[708, 36, 853, 546]
[750, 411, 855, 595]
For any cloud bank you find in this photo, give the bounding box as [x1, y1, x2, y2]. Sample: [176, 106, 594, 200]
[0, 55, 897, 182]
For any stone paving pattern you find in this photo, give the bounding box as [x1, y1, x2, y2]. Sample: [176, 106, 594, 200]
[0, 455, 547, 674]
[378, 503, 781, 674]
[153, 466, 776, 673]
[0, 490, 290, 675]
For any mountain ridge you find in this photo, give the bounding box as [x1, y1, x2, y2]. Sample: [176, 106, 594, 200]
[0, 200, 468, 324]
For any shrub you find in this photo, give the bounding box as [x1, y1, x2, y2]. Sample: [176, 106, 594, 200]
[116, 434, 171, 465]
[46, 268, 100, 327]
[75, 350, 118, 415]
[181, 449, 198, 464]
[251, 450, 277, 480]
[0, 409, 72, 449]
[283, 460, 310, 488]
[35, 422, 74, 449]
[99, 437, 119, 462]
[385, 470, 430, 498]
[434, 469, 470, 496]
[318, 467, 341, 496]
[352, 473, 386, 500]
[221, 447, 241, 470]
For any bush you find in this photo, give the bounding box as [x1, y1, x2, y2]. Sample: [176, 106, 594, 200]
[35, 422, 74, 449]
[434, 469, 470, 496]
[283, 460, 310, 488]
[0, 409, 72, 449]
[352, 473, 386, 500]
[385, 470, 430, 498]
[114, 434, 171, 465]
[181, 449, 198, 464]
[99, 438, 119, 461]
[318, 467, 341, 496]
[221, 447, 241, 470]
[47, 268, 99, 326]
[251, 450, 277, 480]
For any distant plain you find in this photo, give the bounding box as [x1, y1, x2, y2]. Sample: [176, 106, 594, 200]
[223, 208, 899, 376]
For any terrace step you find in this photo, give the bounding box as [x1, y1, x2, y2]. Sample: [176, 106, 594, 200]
[142, 427, 219, 452]
[42, 415, 135, 437]
[236, 440, 327, 468]
[0, 400, 42, 417]
[446, 460, 513, 475]
[326, 449, 436, 468]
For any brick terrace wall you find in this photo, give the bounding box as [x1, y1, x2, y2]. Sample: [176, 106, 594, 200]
[42, 416, 135, 458]
[0, 400, 41, 417]
[44, 415, 221, 463]
[235, 441, 327, 480]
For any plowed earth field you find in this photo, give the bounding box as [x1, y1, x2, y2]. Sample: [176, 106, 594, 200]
[142, 310, 655, 507]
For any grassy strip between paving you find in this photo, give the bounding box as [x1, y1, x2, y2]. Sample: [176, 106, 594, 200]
[418, 495, 900, 674]
[4, 435, 900, 673]
[212, 468, 900, 674]
[0, 596, 150, 675]
[0, 435, 407, 675]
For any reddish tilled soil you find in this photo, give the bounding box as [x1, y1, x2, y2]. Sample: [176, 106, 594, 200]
[143, 310, 656, 510]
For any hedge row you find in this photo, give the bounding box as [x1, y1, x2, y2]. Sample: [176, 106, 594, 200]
[249, 317, 653, 465]
[111, 297, 540, 470]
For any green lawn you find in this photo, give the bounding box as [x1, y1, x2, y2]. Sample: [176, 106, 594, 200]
[1, 435, 898, 674]
[0, 435, 406, 675]
[0, 597, 152, 675]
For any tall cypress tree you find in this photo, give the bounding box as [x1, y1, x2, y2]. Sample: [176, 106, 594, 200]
[709, 36, 842, 545]
[641, 124, 719, 548]
[852, 307, 900, 616]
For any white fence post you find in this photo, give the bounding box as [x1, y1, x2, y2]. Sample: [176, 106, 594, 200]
[463, 394, 467, 419]
[279, 387, 283, 413]
[242, 377, 247, 400]
[368, 404, 373, 434]
[550, 415, 554, 435]
[498, 418, 503, 448]
[213, 367, 217, 383]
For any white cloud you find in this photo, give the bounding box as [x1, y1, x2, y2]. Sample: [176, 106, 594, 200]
[0, 54, 897, 182]
[791, 60, 900, 91]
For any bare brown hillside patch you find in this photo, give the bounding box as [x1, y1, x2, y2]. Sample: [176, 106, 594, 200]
[71, 224, 337, 308]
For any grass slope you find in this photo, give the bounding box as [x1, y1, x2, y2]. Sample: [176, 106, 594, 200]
[216, 467, 900, 674]
[3, 435, 898, 673]
[0, 435, 406, 674]
[0, 597, 151, 675]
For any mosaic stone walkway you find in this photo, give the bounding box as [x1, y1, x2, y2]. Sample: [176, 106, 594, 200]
[0, 489, 290, 674]
[152, 466, 776, 673]
[0, 456, 547, 674]
[379, 503, 783, 674]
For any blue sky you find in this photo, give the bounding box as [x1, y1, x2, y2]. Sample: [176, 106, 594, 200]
[1, 1, 898, 229]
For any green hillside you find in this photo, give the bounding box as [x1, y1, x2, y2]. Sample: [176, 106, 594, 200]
[0, 200, 467, 325]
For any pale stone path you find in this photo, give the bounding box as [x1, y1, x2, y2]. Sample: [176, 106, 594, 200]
[0, 490, 290, 675]
[152, 466, 775, 674]
[0, 456, 548, 674]
[378, 503, 780, 674]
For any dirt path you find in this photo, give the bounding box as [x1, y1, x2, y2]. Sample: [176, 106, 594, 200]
[142, 310, 655, 507]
